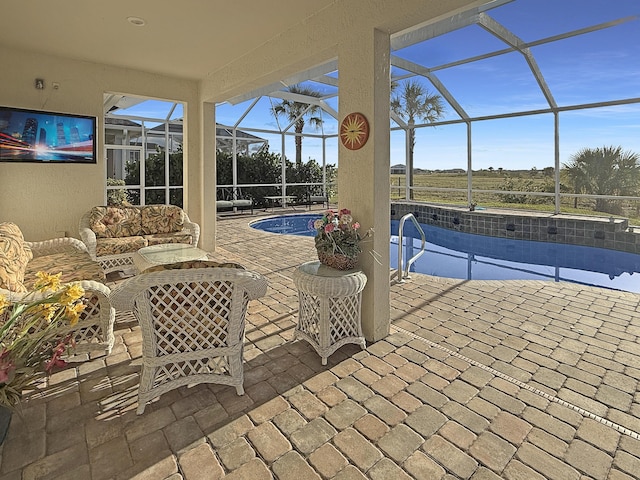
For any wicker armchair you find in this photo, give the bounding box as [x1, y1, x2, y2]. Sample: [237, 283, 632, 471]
[1, 235, 115, 354]
[110, 262, 268, 414]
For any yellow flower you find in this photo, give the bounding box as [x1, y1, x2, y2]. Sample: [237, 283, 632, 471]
[65, 303, 86, 326]
[60, 283, 85, 305]
[32, 303, 58, 322]
[0, 295, 9, 315]
[33, 272, 62, 292]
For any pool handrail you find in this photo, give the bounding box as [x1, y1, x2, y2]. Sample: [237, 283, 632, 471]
[397, 213, 426, 283]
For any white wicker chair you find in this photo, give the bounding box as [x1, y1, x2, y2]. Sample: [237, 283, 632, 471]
[1, 237, 116, 354]
[110, 264, 268, 414]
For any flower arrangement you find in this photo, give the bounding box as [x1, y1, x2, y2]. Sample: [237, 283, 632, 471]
[314, 209, 373, 270]
[0, 272, 85, 409]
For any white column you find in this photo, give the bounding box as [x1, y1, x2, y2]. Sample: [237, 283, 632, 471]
[200, 101, 217, 251]
[338, 28, 391, 342]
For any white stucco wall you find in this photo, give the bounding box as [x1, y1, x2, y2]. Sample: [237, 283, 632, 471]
[0, 46, 200, 241]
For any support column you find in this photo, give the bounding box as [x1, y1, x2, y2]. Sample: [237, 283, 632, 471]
[200, 101, 217, 251]
[338, 28, 390, 342]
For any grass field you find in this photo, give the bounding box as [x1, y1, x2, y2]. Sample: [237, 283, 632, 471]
[387, 172, 640, 225]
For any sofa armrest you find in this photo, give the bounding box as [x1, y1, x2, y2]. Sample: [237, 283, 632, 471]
[79, 212, 98, 261]
[26, 237, 89, 258]
[0, 279, 110, 303]
[1, 279, 115, 354]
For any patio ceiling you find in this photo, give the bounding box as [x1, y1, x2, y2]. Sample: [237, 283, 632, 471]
[0, 0, 335, 80]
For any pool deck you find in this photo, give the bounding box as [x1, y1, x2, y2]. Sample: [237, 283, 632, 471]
[1, 208, 639, 479]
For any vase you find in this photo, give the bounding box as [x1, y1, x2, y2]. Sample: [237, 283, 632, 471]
[0, 404, 11, 445]
[317, 249, 358, 270]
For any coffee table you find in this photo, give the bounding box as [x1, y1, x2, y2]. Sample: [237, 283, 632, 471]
[133, 243, 209, 273]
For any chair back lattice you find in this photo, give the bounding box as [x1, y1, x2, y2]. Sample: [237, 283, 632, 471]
[110, 266, 267, 414]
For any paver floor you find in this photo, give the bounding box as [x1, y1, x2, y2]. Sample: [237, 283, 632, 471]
[1, 209, 639, 479]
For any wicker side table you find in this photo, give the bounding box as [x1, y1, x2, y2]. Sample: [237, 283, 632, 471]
[292, 261, 367, 365]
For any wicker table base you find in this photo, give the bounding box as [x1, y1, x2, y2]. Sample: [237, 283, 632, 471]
[292, 261, 367, 365]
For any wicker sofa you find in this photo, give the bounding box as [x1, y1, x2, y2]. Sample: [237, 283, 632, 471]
[0, 222, 115, 353]
[79, 205, 200, 274]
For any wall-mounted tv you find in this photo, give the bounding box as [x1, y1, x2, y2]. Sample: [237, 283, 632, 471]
[0, 106, 96, 163]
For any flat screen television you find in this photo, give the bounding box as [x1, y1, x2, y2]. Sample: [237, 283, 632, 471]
[0, 106, 96, 163]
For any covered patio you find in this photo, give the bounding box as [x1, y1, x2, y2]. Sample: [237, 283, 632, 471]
[1, 212, 638, 479]
[1, 1, 639, 478]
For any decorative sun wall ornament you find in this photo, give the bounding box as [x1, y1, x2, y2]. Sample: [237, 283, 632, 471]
[340, 112, 369, 150]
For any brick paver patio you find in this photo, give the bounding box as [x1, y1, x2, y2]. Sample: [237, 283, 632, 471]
[1, 209, 638, 479]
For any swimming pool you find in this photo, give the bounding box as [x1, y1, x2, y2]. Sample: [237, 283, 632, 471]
[250, 214, 640, 293]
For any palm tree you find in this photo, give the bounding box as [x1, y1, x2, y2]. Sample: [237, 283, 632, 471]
[391, 79, 445, 199]
[562, 146, 640, 213]
[271, 85, 323, 166]
[562, 153, 590, 209]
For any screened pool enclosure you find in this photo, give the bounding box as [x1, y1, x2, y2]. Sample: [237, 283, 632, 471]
[104, 0, 640, 222]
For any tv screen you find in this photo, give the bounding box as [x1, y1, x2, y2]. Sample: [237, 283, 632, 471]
[0, 106, 96, 163]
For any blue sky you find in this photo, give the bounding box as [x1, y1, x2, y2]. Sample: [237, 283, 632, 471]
[115, 0, 640, 172]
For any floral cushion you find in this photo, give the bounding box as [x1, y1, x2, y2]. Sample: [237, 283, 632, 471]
[24, 251, 106, 287]
[144, 232, 193, 246]
[141, 205, 184, 235]
[0, 222, 33, 293]
[96, 236, 147, 257]
[143, 260, 245, 274]
[89, 206, 143, 238]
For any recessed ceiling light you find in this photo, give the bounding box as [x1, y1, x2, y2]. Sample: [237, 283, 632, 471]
[127, 16, 146, 27]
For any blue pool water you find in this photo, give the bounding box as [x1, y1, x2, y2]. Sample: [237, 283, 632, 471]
[250, 214, 640, 293]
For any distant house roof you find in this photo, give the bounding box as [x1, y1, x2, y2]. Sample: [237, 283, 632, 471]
[104, 117, 142, 128]
[105, 117, 267, 154]
[106, 117, 264, 142]
[390, 163, 406, 173]
[215, 125, 265, 145]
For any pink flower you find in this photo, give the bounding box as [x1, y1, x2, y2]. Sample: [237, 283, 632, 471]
[325, 224, 335, 233]
[0, 368, 12, 384]
[0, 351, 15, 384]
[44, 336, 72, 373]
[353, 222, 360, 230]
[339, 208, 351, 216]
[44, 357, 67, 373]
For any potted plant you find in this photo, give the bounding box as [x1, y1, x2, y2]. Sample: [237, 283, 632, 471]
[313, 209, 373, 270]
[0, 272, 85, 443]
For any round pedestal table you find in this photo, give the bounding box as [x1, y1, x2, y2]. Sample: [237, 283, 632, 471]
[292, 261, 367, 365]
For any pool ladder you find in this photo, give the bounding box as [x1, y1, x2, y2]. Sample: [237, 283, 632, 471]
[397, 213, 426, 283]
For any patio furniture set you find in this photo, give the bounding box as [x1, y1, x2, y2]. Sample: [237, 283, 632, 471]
[1, 205, 366, 414]
[217, 186, 329, 214]
[216, 187, 254, 214]
[263, 190, 330, 211]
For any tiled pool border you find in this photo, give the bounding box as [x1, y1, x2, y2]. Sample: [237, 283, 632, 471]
[391, 202, 640, 255]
